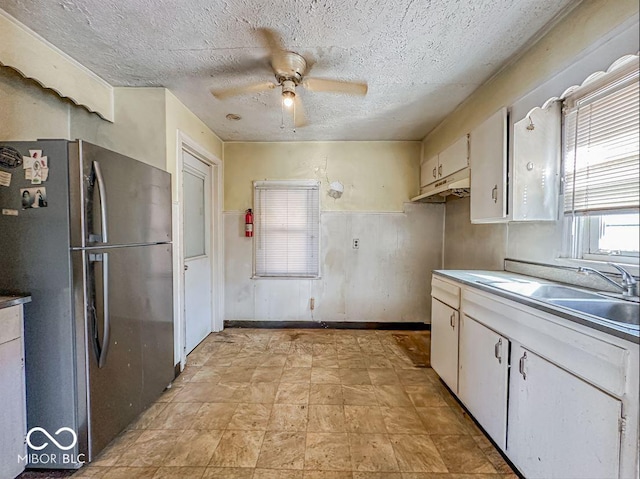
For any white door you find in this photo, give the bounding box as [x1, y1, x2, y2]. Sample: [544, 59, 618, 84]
[458, 315, 509, 449]
[183, 151, 212, 354]
[430, 299, 459, 393]
[508, 345, 622, 479]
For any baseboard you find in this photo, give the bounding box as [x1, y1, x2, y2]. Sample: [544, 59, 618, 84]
[224, 320, 430, 330]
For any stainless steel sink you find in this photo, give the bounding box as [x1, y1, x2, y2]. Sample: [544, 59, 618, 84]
[481, 281, 639, 330]
[547, 298, 639, 329]
[483, 282, 603, 300]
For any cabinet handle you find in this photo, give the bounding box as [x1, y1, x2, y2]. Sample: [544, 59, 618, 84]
[491, 185, 498, 203]
[432, 167, 437, 178]
[519, 351, 527, 380]
[438, 164, 442, 177]
[449, 312, 456, 328]
[494, 338, 502, 364]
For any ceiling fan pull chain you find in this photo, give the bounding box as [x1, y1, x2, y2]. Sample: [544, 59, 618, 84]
[280, 101, 285, 129]
[293, 99, 297, 133]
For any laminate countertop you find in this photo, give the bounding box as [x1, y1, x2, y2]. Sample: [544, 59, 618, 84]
[0, 294, 31, 310]
[434, 270, 639, 344]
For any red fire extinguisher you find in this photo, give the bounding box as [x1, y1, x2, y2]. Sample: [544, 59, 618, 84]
[245, 208, 254, 237]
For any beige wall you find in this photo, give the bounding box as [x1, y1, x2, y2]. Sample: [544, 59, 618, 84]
[224, 141, 420, 212]
[165, 91, 224, 200]
[70, 88, 167, 170]
[443, 197, 507, 270]
[422, 0, 640, 159]
[0, 66, 70, 140]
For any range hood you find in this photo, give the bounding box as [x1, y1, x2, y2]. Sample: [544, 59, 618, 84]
[411, 167, 470, 203]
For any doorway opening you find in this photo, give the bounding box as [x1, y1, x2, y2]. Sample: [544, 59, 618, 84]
[174, 132, 223, 369]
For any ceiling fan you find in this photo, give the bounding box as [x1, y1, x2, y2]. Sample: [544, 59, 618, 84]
[210, 28, 368, 127]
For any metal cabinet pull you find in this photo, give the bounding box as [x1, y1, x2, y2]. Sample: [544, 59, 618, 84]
[432, 167, 437, 178]
[494, 338, 502, 364]
[438, 164, 442, 177]
[519, 351, 527, 380]
[449, 312, 456, 328]
[491, 185, 498, 203]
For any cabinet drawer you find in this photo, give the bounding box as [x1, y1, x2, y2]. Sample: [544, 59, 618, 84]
[432, 276, 460, 309]
[0, 307, 21, 345]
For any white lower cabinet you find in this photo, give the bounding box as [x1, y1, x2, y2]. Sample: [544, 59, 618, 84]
[508, 345, 622, 479]
[458, 315, 509, 449]
[430, 298, 459, 393]
[429, 274, 638, 479]
[0, 305, 27, 479]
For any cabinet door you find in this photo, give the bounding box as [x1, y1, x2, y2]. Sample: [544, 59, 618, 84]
[0, 338, 26, 479]
[512, 102, 561, 221]
[439, 135, 469, 179]
[430, 299, 459, 393]
[458, 315, 509, 449]
[470, 108, 507, 223]
[420, 154, 439, 187]
[508, 345, 622, 479]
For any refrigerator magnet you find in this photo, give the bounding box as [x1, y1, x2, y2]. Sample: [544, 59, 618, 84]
[0, 146, 22, 169]
[0, 170, 11, 187]
[31, 160, 43, 184]
[20, 187, 48, 209]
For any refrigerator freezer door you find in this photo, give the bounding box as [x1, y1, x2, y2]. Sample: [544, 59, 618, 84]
[71, 141, 172, 248]
[80, 243, 174, 459]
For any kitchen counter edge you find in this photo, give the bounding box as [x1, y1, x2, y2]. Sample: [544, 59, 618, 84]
[433, 270, 639, 345]
[0, 294, 32, 310]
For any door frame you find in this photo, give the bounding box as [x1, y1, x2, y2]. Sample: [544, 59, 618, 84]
[174, 131, 224, 370]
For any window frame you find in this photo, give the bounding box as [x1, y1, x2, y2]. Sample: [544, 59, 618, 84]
[560, 59, 640, 264]
[252, 179, 321, 279]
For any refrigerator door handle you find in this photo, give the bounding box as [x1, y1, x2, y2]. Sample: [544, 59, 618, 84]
[90, 252, 111, 368]
[90, 161, 108, 244]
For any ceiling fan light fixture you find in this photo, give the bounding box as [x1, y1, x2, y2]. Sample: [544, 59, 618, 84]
[282, 91, 295, 108]
[281, 80, 296, 108]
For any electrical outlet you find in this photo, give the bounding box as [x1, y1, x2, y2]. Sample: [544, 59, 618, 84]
[310, 298, 315, 310]
[353, 238, 360, 249]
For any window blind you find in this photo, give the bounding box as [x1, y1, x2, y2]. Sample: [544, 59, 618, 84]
[563, 67, 639, 214]
[254, 180, 320, 278]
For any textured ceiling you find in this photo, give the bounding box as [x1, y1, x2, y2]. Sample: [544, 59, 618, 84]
[2, 0, 578, 141]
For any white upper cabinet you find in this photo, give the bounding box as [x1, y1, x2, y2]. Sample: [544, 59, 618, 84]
[470, 108, 508, 223]
[420, 154, 439, 187]
[439, 135, 469, 179]
[420, 136, 469, 188]
[512, 102, 561, 221]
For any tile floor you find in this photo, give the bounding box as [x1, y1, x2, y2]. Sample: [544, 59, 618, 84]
[71, 328, 517, 479]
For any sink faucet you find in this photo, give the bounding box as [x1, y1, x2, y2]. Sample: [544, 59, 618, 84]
[577, 263, 638, 297]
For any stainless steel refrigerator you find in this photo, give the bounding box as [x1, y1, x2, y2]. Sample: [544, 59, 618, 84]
[0, 140, 174, 468]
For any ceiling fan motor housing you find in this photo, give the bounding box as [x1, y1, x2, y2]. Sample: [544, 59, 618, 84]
[273, 51, 307, 84]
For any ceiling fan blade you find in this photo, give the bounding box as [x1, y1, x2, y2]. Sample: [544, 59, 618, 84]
[294, 95, 308, 128]
[303, 77, 368, 96]
[257, 28, 287, 69]
[211, 81, 276, 100]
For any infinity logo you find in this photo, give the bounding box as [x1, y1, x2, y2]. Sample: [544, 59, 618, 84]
[26, 427, 78, 451]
